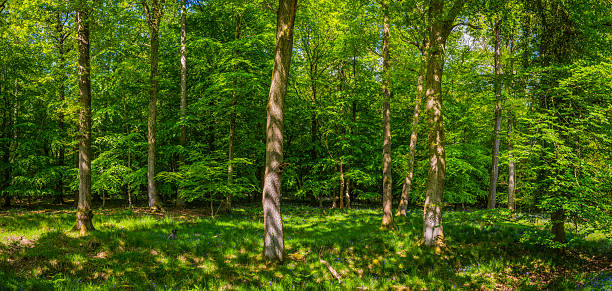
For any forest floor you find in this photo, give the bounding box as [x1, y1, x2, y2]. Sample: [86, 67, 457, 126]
[0, 204, 611, 290]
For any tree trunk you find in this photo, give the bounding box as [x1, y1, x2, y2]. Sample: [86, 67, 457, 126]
[344, 177, 351, 208]
[422, 0, 466, 246]
[507, 117, 515, 211]
[397, 52, 426, 216]
[262, 0, 297, 262]
[56, 12, 66, 205]
[74, 7, 94, 234]
[487, 20, 502, 210]
[380, 0, 393, 230]
[338, 162, 344, 209]
[226, 13, 241, 213]
[552, 209, 566, 243]
[143, 0, 164, 211]
[176, 0, 187, 208]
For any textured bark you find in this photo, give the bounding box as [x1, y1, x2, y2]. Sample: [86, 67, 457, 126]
[488, 20, 502, 210]
[143, 0, 165, 211]
[397, 53, 426, 216]
[380, 0, 393, 230]
[507, 117, 515, 211]
[422, 0, 466, 246]
[262, 0, 297, 262]
[74, 8, 94, 234]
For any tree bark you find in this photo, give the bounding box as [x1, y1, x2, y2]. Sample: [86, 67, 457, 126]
[507, 117, 515, 211]
[226, 13, 241, 213]
[56, 11, 67, 205]
[143, 0, 164, 211]
[74, 7, 94, 234]
[380, 0, 393, 230]
[176, 0, 187, 208]
[338, 162, 344, 209]
[487, 19, 502, 210]
[262, 0, 297, 262]
[422, 0, 466, 246]
[397, 52, 426, 216]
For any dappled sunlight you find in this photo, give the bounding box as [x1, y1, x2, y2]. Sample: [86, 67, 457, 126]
[0, 207, 610, 289]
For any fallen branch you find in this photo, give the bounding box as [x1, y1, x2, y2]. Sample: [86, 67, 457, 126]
[319, 258, 342, 284]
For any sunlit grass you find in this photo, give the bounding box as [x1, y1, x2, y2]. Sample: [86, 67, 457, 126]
[0, 206, 609, 290]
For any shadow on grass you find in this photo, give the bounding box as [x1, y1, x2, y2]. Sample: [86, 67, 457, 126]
[0, 206, 609, 290]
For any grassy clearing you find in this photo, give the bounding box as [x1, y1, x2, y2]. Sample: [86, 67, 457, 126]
[0, 206, 610, 290]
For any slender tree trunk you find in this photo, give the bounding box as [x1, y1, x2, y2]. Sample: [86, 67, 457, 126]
[507, 117, 515, 211]
[488, 20, 502, 209]
[338, 162, 344, 209]
[143, 0, 165, 211]
[262, 0, 297, 262]
[380, 0, 393, 230]
[344, 177, 351, 208]
[74, 7, 94, 234]
[397, 52, 426, 216]
[56, 12, 66, 205]
[226, 13, 241, 213]
[422, 0, 466, 246]
[176, 0, 187, 208]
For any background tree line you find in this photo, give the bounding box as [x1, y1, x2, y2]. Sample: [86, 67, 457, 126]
[0, 0, 610, 254]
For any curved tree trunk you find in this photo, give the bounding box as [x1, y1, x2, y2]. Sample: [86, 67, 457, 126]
[488, 20, 502, 209]
[397, 53, 426, 216]
[262, 0, 298, 262]
[74, 7, 94, 234]
[380, 0, 393, 230]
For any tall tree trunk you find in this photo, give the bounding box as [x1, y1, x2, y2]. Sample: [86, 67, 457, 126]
[226, 13, 241, 213]
[487, 20, 502, 209]
[143, 0, 164, 211]
[262, 0, 297, 262]
[507, 117, 515, 211]
[397, 52, 426, 216]
[380, 0, 393, 230]
[74, 7, 94, 234]
[56, 12, 66, 205]
[422, 0, 466, 246]
[176, 0, 187, 208]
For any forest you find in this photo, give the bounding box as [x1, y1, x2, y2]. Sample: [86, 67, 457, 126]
[0, 0, 611, 289]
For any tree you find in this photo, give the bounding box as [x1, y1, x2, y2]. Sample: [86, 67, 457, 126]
[177, 0, 187, 208]
[142, 0, 165, 211]
[422, 0, 466, 246]
[487, 19, 502, 209]
[380, 0, 393, 229]
[262, 0, 298, 262]
[74, 3, 94, 234]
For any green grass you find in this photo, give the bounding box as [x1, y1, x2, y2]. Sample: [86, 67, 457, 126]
[0, 206, 610, 290]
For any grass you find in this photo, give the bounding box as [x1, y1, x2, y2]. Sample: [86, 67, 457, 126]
[0, 205, 610, 290]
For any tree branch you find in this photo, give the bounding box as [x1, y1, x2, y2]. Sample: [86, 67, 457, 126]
[0, 0, 7, 13]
